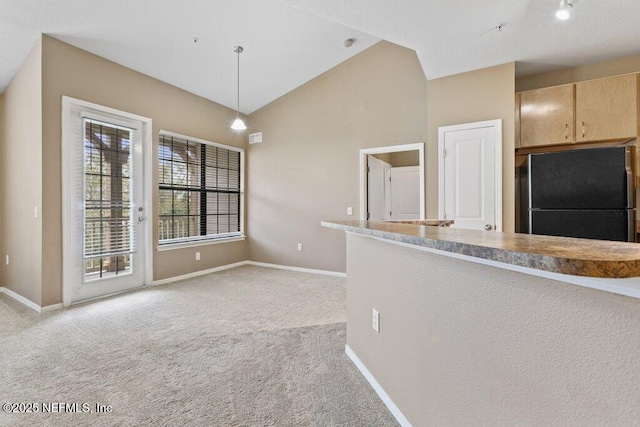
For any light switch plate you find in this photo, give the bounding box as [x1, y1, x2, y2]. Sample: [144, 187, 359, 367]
[372, 308, 380, 333]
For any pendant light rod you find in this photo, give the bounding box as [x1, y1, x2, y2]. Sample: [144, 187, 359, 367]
[234, 46, 243, 117]
[231, 46, 247, 130]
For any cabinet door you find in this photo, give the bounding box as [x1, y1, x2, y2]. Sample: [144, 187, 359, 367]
[515, 93, 521, 149]
[576, 74, 638, 142]
[520, 84, 575, 147]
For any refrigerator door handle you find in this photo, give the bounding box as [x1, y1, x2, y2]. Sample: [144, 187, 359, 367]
[628, 209, 636, 243]
[625, 147, 635, 208]
[528, 154, 533, 234]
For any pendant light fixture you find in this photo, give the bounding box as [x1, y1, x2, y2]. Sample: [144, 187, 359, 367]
[231, 46, 247, 130]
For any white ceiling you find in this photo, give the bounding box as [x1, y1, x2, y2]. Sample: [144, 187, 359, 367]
[0, 0, 379, 114]
[285, 0, 640, 79]
[3, 1, 640, 115]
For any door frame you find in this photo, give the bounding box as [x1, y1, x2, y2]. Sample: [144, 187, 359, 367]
[359, 143, 425, 221]
[61, 96, 153, 307]
[437, 119, 503, 231]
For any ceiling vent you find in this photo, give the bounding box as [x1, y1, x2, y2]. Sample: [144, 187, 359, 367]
[249, 132, 263, 144]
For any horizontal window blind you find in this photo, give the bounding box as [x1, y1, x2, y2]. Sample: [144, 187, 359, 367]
[159, 133, 242, 243]
[83, 119, 135, 258]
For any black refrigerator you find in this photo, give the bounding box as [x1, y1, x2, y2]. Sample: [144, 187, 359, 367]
[528, 146, 635, 242]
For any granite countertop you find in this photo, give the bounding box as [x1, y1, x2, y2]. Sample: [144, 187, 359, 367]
[321, 220, 640, 278]
[385, 220, 454, 227]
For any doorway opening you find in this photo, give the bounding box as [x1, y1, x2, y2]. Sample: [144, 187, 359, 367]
[359, 143, 425, 221]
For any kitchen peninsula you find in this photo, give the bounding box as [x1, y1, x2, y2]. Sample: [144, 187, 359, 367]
[323, 220, 640, 426]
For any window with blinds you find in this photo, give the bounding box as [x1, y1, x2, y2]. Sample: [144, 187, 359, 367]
[158, 132, 244, 244]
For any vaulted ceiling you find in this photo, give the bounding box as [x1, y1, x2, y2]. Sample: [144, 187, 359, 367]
[2, 0, 640, 114]
[0, 0, 379, 114]
[285, 0, 640, 79]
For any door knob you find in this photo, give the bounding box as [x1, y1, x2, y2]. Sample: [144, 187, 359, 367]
[485, 224, 493, 231]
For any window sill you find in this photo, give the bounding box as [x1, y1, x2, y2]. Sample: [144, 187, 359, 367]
[156, 235, 245, 252]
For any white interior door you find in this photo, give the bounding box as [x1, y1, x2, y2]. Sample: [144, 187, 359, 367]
[367, 156, 391, 220]
[390, 166, 420, 220]
[439, 120, 502, 231]
[64, 100, 148, 304]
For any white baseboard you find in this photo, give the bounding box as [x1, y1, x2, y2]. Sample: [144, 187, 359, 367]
[151, 260, 346, 287]
[246, 261, 346, 278]
[0, 287, 42, 313]
[151, 261, 250, 286]
[1, 260, 343, 312]
[345, 345, 412, 427]
[41, 303, 64, 312]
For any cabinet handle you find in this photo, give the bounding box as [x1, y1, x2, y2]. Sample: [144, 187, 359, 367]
[565, 123, 568, 140]
[582, 121, 586, 138]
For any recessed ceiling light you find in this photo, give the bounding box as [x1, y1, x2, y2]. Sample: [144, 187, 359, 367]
[344, 38, 355, 48]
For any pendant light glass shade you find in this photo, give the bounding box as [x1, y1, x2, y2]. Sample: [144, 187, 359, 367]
[231, 46, 246, 131]
[555, 0, 573, 20]
[231, 117, 247, 130]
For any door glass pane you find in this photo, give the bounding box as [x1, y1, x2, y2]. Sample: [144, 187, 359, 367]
[83, 120, 135, 281]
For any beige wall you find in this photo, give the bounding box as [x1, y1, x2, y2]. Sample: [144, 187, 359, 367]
[371, 150, 420, 168]
[346, 233, 640, 425]
[390, 150, 419, 167]
[426, 63, 516, 231]
[372, 151, 419, 167]
[246, 41, 428, 272]
[372, 153, 392, 164]
[0, 94, 3, 286]
[1, 38, 43, 305]
[2, 36, 518, 302]
[516, 53, 640, 92]
[40, 36, 247, 305]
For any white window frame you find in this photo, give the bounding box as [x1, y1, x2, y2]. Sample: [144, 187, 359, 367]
[157, 130, 245, 251]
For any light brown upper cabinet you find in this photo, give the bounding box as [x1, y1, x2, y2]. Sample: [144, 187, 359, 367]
[520, 84, 575, 147]
[575, 74, 638, 142]
[515, 93, 521, 149]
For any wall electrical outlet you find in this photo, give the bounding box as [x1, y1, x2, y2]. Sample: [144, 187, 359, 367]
[372, 308, 380, 333]
[297, 243, 303, 251]
[195, 252, 201, 261]
[347, 207, 353, 216]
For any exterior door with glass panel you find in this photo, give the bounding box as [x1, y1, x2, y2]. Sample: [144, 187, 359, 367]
[65, 102, 146, 304]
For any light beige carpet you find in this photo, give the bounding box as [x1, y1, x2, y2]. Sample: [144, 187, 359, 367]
[0, 265, 398, 426]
